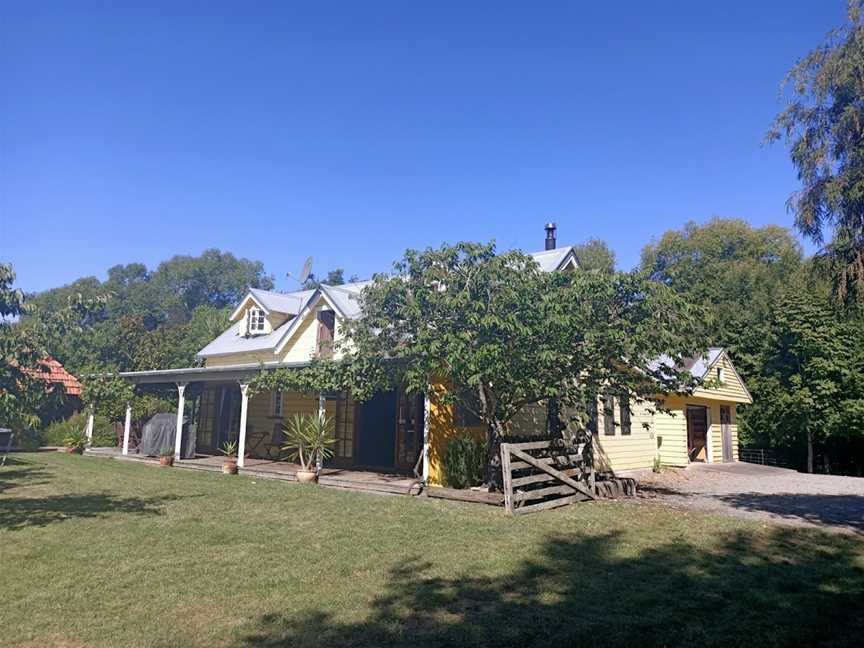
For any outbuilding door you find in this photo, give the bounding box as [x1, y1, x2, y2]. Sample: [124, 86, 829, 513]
[720, 406, 733, 462]
[686, 405, 708, 463]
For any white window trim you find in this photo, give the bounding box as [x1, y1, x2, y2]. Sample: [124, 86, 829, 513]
[271, 390, 283, 417]
[248, 307, 267, 334]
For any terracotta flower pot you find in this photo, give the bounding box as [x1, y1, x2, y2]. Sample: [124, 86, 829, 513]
[222, 459, 238, 475]
[159, 456, 174, 467]
[296, 469, 318, 484]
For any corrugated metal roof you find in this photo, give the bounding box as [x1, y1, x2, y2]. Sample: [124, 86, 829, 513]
[201, 246, 576, 359]
[320, 282, 369, 319]
[530, 246, 578, 272]
[648, 347, 725, 381]
[197, 320, 288, 357]
[248, 287, 313, 315]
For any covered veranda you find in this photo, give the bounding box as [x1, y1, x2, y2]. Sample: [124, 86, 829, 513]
[102, 361, 301, 468]
[84, 361, 432, 487]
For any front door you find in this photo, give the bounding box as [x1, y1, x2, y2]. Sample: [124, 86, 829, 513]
[358, 390, 398, 468]
[396, 390, 424, 472]
[720, 406, 733, 462]
[686, 405, 708, 462]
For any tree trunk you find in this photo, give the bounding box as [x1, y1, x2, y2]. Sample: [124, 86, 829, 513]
[486, 423, 504, 492]
[806, 428, 814, 474]
[547, 398, 563, 438]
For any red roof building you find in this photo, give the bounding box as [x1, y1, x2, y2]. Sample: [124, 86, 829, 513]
[25, 358, 83, 397]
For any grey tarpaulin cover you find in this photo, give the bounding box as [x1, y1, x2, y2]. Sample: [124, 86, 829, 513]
[139, 413, 196, 458]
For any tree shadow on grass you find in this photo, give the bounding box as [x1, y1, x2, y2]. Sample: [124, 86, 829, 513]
[237, 526, 864, 648]
[717, 492, 864, 533]
[0, 492, 183, 531]
[0, 457, 51, 493]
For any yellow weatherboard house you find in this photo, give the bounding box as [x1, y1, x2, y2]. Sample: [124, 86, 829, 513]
[116, 226, 751, 485]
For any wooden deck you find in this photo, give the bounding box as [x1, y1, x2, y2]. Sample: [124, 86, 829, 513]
[84, 447, 422, 496]
[83, 447, 509, 505]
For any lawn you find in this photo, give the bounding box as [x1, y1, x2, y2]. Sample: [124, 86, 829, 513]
[1, 453, 863, 647]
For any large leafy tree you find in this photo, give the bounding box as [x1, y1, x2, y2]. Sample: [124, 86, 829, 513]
[743, 275, 864, 472]
[640, 218, 802, 377]
[574, 239, 616, 274]
[28, 249, 268, 376]
[336, 242, 705, 489]
[0, 262, 43, 430]
[767, 1, 864, 301]
[1, 263, 107, 431]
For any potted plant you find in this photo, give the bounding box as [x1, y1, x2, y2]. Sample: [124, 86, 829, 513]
[220, 440, 238, 474]
[63, 430, 87, 454]
[282, 412, 336, 483]
[159, 447, 174, 467]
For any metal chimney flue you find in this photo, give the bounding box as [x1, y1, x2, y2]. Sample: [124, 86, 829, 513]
[544, 222, 557, 250]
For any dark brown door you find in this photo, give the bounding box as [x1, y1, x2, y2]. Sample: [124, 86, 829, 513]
[395, 390, 424, 472]
[720, 406, 733, 462]
[686, 405, 708, 462]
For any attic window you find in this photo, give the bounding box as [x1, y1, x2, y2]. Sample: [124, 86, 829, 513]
[716, 367, 725, 383]
[248, 307, 266, 334]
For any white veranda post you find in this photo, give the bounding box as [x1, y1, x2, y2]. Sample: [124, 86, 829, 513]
[174, 383, 187, 461]
[237, 383, 250, 468]
[317, 394, 327, 471]
[422, 392, 431, 483]
[122, 403, 132, 456]
[85, 408, 95, 447]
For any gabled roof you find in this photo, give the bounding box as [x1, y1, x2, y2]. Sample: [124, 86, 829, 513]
[23, 357, 83, 396]
[198, 281, 372, 358]
[530, 246, 579, 272]
[648, 347, 724, 381]
[648, 347, 752, 402]
[202, 245, 577, 360]
[228, 287, 314, 321]
[319, 282, 370, 320]
[249, 287, 313, 315]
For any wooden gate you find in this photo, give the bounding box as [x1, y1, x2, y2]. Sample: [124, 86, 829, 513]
[501, 439, 595, 515]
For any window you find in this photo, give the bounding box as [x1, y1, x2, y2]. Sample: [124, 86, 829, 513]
[619, 394, 631, 435]
[603, 393, 615, 436]
[317, 310, 336, 356]
[716, 367, 725, 383]
[271, 390, 283, 417]
[248, 307, 266, 334]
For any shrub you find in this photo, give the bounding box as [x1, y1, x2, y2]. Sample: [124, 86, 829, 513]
[442, 434, 487, 489]
[63, 429, 87, 451]
[42, 412, 115, 447]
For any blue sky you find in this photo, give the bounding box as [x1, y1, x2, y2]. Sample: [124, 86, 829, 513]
[1, 1, 845, 293]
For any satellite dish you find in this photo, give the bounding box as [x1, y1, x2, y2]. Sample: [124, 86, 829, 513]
[298, 256, 313, 284]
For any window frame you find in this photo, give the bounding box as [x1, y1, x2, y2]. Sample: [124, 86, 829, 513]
[270, 390, 283, 418]
[248, 307, 267, 334]
[619, 394, 631, 436]
[603, 393, 616, 436]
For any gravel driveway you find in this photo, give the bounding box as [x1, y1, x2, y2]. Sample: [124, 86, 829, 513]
[635, 462, 864, 534]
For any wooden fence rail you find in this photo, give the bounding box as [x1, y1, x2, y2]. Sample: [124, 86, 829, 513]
[501, 439, 595, 515]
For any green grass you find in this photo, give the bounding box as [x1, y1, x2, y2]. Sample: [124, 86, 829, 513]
[1, 453, 863, 648]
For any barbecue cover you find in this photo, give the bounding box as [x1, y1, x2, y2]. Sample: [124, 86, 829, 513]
[138, 413, 196, 459]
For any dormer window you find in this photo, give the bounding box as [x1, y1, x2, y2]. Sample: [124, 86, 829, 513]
[248, 307, 266, 335]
